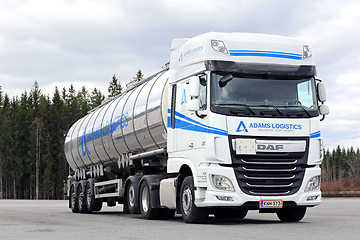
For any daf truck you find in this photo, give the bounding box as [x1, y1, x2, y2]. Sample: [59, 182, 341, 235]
[65, 32, 329, 223]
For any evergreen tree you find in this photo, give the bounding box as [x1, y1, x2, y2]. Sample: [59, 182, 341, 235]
[77, 86, 90, 116]
[90, 88, 104, 109]
[0, 86, 3, 198]
[134, 69, 144, 81]
[0, 86, 3, 108]
[64, 84, 81, 127]
[108, 74, 122, 97]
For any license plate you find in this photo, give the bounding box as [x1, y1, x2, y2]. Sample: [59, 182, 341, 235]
[259, 199, 283, 208]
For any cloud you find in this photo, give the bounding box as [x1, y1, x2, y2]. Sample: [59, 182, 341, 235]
[0, 0, 360, 149]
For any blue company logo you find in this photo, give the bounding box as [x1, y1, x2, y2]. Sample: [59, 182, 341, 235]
[179, 52, 183, 62]
[81, 129, 91, 156]
[181, 89, 187, 105]
[236, 121, 248, 132]
[179, 46, 203, 62]
[80, 112, 129, 157]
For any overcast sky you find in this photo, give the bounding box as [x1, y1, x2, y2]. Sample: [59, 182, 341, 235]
[1, 0, 359, 149]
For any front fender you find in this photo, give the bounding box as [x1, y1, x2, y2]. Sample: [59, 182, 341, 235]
[167, 157, 207, 188]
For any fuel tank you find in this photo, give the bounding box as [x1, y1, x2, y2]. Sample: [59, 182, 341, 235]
[64, 70, 169, 171]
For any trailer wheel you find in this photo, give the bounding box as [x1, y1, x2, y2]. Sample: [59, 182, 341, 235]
[125, 182, 138, 214]
[139, 180, 161, 219]
[86, 181, 102, 212]
[277, 207, 307, 222]
[70, 185, 79, 213]
[180, 176, 208, 223]
[77, 182, 88, 213]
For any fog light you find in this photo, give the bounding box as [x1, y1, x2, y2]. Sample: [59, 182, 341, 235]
[216, 196, 234, 201]
[306, 195, 319, 201]
[210, 174, 235, 191]
[305, 175, 321, 191]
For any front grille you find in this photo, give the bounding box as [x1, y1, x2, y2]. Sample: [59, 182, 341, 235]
[228, 136, 308, 196]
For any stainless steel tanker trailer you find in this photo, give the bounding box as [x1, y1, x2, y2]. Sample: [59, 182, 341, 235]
[65, 32, 328, 223]
[65, 68, 170, 216]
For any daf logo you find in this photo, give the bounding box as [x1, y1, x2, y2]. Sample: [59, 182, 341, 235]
[257, 144, 284, 151]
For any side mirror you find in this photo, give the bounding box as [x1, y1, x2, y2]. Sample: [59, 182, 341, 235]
[317, 82, 327, 102]
[187, 99, 200, 111]
[189, 76, 200, 98]
[319, 104, 329, 115]
[219, 74, 233, 88]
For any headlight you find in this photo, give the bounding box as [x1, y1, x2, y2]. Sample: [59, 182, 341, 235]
[211, 40, 228, 54]
[210, 174, 235, 191]
[305, 175, 321, 191]
[303, 45, 312, 58]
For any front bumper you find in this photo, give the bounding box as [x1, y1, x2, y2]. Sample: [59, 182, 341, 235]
[194, 164, 322, 208]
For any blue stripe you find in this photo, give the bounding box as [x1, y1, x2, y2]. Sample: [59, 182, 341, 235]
[167, 109, 228, 136]
[174, 118, 228, 136]
[229, 50, 302, 60]
[174, 111, 227, 134]
[310, 131, 321, 139]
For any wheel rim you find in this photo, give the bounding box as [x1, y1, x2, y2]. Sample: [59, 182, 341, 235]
[78, 188, 83, 207]
[86, 185, 92, 208]
[71, 188, 76, 208]
[141, 186, 149, 213]
[182, 186, 192, 215]
[128, 184, 135, 207]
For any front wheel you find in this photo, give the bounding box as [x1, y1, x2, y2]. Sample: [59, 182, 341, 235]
[277, 207, 307, 222]
[180, 176, 208, 223]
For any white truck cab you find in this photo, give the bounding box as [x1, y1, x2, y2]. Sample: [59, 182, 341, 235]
[165, 32, 328, 222]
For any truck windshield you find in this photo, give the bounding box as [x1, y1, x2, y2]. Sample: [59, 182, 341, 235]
[210, 72, 319, 118]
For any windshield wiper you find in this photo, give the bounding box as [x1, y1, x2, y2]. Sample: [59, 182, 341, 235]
[255, 105, 284, 116]
[277, 105, 311, 117]
[215, 103, 255, 116]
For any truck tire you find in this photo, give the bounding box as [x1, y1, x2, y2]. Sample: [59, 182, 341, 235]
[77, 182, 89, 213]
[213, 208, 248, 219]
[85, 181, 102, 212]
[276, 207, 307, 222]
[70, 185, 79, 213]
[180, 176, 209, 223]
[125, 181, 138, 214]
[139, 180, 162, 219]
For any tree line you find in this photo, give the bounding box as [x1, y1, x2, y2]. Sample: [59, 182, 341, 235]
[0, 74, 123, 199]
[0, 70, 359, 199]
[322, 146, 360, 182]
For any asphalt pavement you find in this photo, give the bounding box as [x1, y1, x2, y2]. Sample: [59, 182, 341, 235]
[0, 198, 359, 240]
